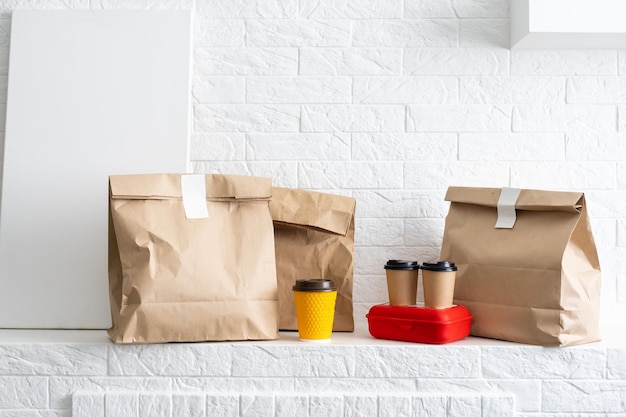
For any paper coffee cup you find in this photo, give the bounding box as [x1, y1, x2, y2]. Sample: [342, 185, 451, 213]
[292, 279, 337, 342]
[421, 261, 457, 309]
[384, 260, 419, 306]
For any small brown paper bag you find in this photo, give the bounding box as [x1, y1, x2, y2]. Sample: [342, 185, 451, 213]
[440, 186, 601, 346]
[108, 173, 279, 344]
[270, 187, 356, 332]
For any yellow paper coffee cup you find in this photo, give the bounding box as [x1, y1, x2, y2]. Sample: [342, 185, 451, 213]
[293, 279, 337, 342]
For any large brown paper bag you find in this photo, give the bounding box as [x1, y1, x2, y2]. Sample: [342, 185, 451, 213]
[270, 187, 356, 332]
[440, 186, 601, 346]
[108, 173, 279, 344]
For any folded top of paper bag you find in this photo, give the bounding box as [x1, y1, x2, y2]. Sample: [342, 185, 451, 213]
[269, 187, 356, 236]
[109, 173, 272, 200]
[445, 186, 583, 213]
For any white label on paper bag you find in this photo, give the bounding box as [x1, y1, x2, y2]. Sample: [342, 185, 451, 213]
[495, 187, 521, 229]
[181, 174, 209, 219]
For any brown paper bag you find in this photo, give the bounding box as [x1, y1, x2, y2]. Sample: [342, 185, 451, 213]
[440, 186, 601, 346]
[270, 187, 356, 332]
[108, 173, 278, 344]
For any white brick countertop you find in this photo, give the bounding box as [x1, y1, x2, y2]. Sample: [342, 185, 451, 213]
[1, 321, 624, 345]
[1, 322, 625, 417]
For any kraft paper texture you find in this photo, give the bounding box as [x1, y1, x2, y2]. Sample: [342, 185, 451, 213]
[270, 187, 356, 332]
[108, 174, 279, 344]
[441, 186, 601, 346]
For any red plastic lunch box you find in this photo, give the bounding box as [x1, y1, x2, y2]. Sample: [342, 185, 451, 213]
[366, 304, 472, 344]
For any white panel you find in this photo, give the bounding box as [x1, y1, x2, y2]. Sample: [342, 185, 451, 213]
[510, 0, 626, 49]
[0, 10, 191, 328]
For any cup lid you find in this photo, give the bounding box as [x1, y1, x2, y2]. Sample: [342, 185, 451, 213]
[293, 279, 337, 292]
[420, 261, 457, 272]
[384, 260, 419, 270]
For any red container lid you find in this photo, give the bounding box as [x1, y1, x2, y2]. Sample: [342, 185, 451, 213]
[366, 304, 472, 344]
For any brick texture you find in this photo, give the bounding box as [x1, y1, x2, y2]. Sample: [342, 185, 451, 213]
[71, 391, 516, 417]
[0, 0, 624, 415]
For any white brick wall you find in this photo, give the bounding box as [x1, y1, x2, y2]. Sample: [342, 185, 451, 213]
[0, 339, 621, 416]
[72, 391, 516, 417]
[0, 0, 625, 415]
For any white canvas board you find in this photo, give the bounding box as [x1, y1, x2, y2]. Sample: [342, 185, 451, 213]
[0, 10, 191, 328]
